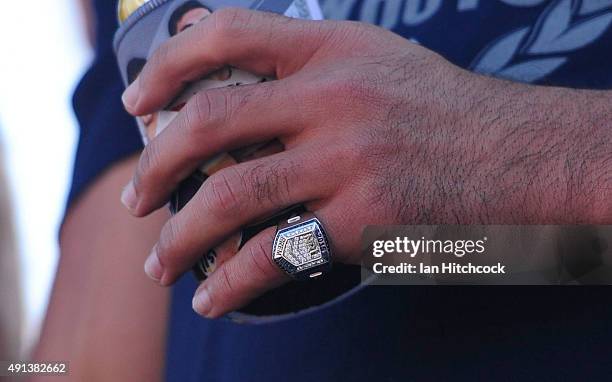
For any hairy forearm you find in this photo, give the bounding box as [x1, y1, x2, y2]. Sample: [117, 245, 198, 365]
[456, 73, 611, 224]
[537, 86, 611, 223]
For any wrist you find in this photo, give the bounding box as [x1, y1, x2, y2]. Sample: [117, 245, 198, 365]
[467, 78, 610, 224]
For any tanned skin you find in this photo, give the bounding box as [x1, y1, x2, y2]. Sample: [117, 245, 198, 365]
[31, 157, 169, 382]
[117, 9, 611, 318]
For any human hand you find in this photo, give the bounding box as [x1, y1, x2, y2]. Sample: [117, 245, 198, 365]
[120, 8, 579, 317]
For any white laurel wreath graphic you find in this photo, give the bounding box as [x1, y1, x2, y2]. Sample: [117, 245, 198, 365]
[471, 0, 612, 83]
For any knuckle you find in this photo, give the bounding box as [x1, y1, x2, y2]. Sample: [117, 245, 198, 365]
[218, 266, 236, 294]
[184, 92, 210, 135]
[243, 162, 293, 207]
[311, 21, 361, 57]
[248, 237, 277, 280]
[143, 41, 174, 83]
[203, 168, 246, 217]
[212, 8, 251, 38]
[230, 85, 258, 114]
[350, 133, 377, 163]
[313, 71, 385, 123]
[157, 219, 182, 267]
[318, 20, 354, 48]
[134, 144, 161, 196]
[334, 74, 371, 105]
[190, 89, 230, 131]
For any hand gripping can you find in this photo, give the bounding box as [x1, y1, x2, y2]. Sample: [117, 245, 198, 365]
[114, 0, 358, 322]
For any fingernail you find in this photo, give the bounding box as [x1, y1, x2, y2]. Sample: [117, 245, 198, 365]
[192, 290, 212, 317]
[121, 180, 138, 212]
[144, 248, 163, 281]
[122, 78, 140, 113]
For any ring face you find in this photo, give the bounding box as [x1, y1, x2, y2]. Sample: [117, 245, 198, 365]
[273, 216, 332, 280]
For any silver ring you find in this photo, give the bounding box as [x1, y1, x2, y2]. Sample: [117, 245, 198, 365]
[272, 212, 333, 280]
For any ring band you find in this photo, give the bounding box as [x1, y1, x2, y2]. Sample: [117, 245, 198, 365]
[272, 212, 333, 280]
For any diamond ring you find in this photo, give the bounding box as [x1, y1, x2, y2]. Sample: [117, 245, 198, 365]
[272, 213, 332, 280]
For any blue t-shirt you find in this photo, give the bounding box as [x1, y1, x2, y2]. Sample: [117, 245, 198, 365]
[69, 1, 612, 381]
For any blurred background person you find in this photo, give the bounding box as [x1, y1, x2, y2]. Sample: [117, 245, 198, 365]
[0, 0, 90, 359]
[30, 1, 170, 380]
[0, 133, 22, 361]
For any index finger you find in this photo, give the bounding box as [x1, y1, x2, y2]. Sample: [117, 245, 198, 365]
[122, 8, 333, 115]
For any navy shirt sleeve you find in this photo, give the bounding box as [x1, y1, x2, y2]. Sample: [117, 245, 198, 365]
[67, 1, 143, 207]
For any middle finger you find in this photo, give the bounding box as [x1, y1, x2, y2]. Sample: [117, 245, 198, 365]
[147, 145, 338, 285]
